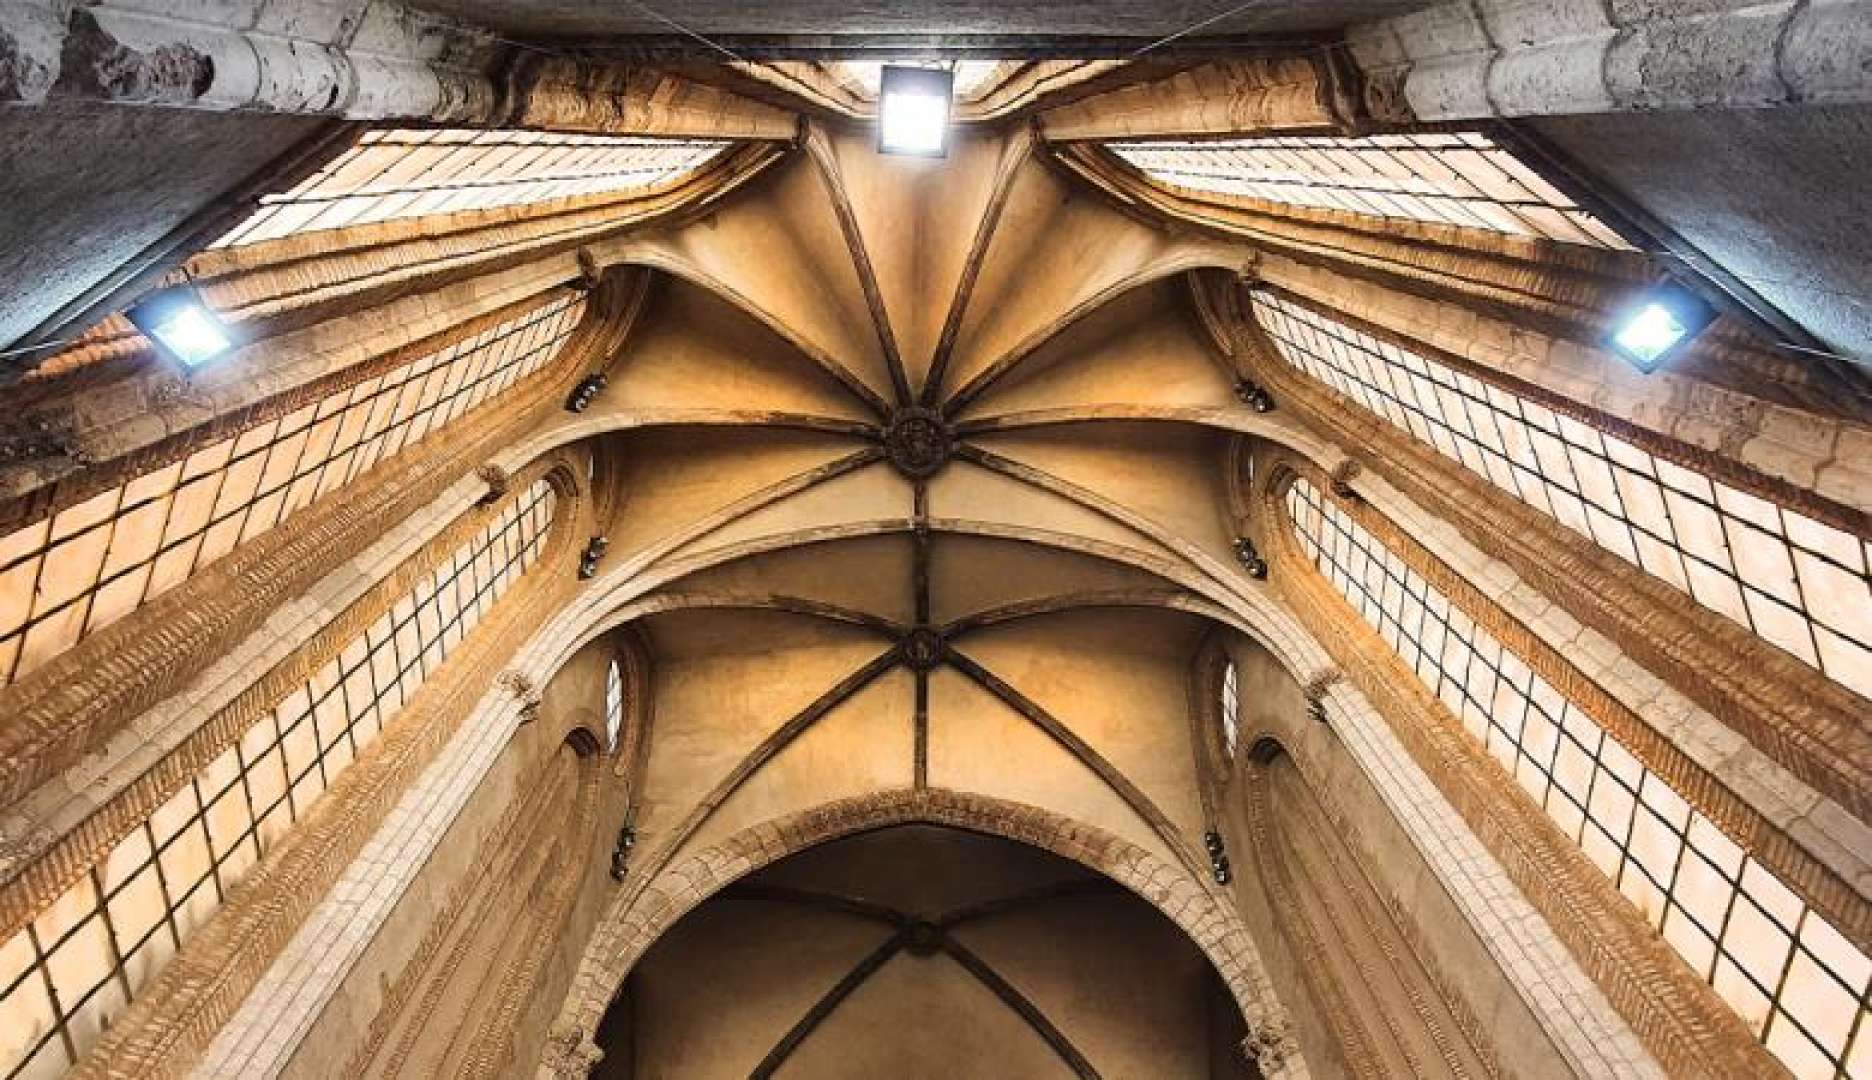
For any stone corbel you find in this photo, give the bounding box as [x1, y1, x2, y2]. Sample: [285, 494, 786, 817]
[1302, 668, 1341, 725]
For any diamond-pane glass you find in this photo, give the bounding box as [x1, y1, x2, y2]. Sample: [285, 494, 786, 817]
[0, 480, 554, 1080]
[1254, 290, 1872, 698]
[1110, 131, 1634, 249]
[0, 293, 584, 687]
[1288, 478, 1871, 1078]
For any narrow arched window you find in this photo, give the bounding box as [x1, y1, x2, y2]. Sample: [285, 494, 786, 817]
[1220, 659, 1240, 760]
[605, 658, 624, 752]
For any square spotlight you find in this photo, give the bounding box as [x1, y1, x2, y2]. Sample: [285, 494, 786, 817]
[1606, 278, 1715, 372]
[127, 286, 235, 369]
[878, 66, 953, 158]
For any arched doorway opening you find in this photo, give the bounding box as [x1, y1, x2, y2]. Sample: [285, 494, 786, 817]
[593, 823, 1257, 1079]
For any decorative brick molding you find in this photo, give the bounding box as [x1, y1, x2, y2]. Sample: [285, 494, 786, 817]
[545, 788, 1311, 1080]
[1203, 626, 1653, 1076]
[1241, 739, 1504, 1079]
[0, 451, 576, 941]
[1233, 269, 1868, 522]
[1050, 141, 1660, 364]
[50, 455, 590, 1080]
[1189, 273, 1870, 927]
[0, 274, 647, 815]
[339, 728, 603, 1079]
[1248, 392, 1872, 951]
[1252, 458, 1781, 1078]
[1241, 275, 1866, 537]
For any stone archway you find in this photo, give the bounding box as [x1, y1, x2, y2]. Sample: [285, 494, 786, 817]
[540, 787, 1307, 1080]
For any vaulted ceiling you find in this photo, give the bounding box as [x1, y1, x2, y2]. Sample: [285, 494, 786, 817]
[569, 122, 1293, 880]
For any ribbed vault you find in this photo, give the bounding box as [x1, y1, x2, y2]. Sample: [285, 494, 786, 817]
[554, 121, 1310, 881]
[517, 121, 1318, 1072]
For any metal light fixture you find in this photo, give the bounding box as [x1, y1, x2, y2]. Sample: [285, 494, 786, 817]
[126, 285, 235, 369]
[579, 536, 610, 580]
[565, 371, 608, 413]
[1205, 829, 1232, 885]
[1233, 376, 1275, 413]
[1606, 278, 1715, 372]
[1233, 536, 1268, 580]
[878, 65, 953, 157]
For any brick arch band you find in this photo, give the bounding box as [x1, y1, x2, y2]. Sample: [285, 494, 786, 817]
[539, 788, 1309, 1079]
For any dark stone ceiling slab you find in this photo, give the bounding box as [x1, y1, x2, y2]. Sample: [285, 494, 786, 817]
[406, 0, 1430, 46]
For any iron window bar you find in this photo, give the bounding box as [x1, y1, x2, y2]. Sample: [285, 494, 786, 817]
[1288, 479, 1871, 1077]
[0, 481, 554, 1080]
[1253, 290, 1871, 699]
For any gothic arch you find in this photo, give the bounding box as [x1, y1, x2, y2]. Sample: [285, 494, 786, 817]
[542, 788, 1308, 1079]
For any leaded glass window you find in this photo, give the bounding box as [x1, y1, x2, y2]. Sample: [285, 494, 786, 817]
[1221, 659, 1240, 759]
[0, 480, 554, 1080]
[1109, 131, 1633, 249]
[1254, 290, 1871, 698]
[1287, 477, 1870, 1077]
[0, 292, 584, 687]
[212, 130, 729, 250]
[605, 659, 624, 752]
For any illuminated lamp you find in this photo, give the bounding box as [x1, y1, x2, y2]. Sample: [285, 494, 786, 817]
[878, 65, 953, 157]
[1607, 278, 1716, 372]
[126, 285, 234, 369]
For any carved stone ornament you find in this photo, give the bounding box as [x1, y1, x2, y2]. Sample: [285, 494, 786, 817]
[1301, 669, 1341, 702]
[542, 1023, 605, 1079]
[1301, 669, 1340, 724]
[885, 406, 953, 479]
[476, 463, 511, 505]
[1242, 1006, 1301, 1071]
[498, 670, 543, 724]
[575, 247, 603, 291]
[901, 627, 947, 672]
[1362, 67, 1416, 127]
[1328, 457, 1363, 501]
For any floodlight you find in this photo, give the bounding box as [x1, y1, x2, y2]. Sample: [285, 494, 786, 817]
[126, 286, 235, 369]
[1607, 278, 1715, 372]
[878, 66, 953, 157]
